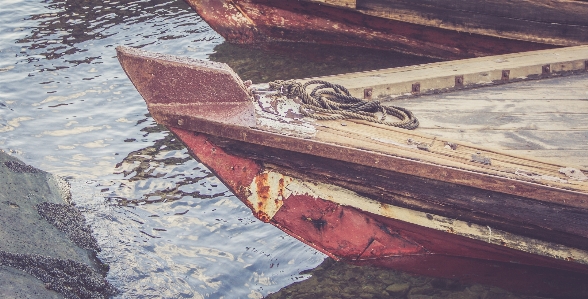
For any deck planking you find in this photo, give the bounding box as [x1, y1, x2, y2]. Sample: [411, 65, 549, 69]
[306, 45, 588, 100]
[393, 73, 588, 169]
[308, 46, 588, 169]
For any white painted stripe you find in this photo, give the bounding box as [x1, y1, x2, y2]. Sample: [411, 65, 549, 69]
[248, 170, 588, 265]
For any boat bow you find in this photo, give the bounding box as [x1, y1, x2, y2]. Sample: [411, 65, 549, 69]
[117, 46, 256, 127]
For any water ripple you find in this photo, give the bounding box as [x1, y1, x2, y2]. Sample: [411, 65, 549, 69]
[0, 0, 460, 298]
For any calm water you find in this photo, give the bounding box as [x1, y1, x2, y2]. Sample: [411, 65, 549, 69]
[0, 0, 564, 298]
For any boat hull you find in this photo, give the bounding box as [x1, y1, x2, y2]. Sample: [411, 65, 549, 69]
[171, 127, 588, 298]
[184, 0, 588, 59]
[115, 45, 588, 297]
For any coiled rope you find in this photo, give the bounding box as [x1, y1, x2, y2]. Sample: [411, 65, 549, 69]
[267, 80, 419, 130]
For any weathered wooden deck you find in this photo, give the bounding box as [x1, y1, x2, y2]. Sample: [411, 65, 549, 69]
[308, 46, 588, 170]
[401, 73, 588, 169]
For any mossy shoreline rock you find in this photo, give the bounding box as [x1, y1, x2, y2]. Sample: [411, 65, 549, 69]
[0, 150, 117, 298]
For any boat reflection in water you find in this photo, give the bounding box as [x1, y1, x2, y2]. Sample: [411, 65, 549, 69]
[208, 42, 438, 83]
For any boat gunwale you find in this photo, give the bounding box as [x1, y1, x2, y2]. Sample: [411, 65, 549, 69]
[152, 109, 588, 209]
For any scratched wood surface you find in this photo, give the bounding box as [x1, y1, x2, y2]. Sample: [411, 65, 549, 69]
[295, 72, 588, 202]
[388, 73, 588, 169]
[306, 45, 588, 100]
[308, 45, 588, 170]
[305, 0, 356, 8]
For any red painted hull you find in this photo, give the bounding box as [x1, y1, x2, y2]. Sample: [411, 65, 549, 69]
[184, 0, 556, 59]
[170, 127, 588, 298]
[115, 45, 588, 298]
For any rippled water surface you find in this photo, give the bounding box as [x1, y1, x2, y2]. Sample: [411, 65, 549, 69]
[0, 0, 569, 298]
[0, 0, 438, 297]
[0, 1, 323, 297]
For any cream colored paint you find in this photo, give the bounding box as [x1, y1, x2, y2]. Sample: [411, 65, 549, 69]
[253, 85, 317, 138]
[246, 171, 293, 220]
[246, 169, 588, 265]
[304, 45, 588, 99]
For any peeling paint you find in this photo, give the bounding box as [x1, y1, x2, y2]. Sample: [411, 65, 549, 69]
[253, 86, 316, 138]
[253, 170, 588, 265]
[184, 0, 556, 60]
[245, 170, 293, 222]
[560, 167, 587, 181]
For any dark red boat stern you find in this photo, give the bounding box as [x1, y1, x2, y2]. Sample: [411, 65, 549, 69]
[272, 189, 588, 298]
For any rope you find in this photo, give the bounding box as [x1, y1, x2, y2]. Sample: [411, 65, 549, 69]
[267, 80, 419, 130]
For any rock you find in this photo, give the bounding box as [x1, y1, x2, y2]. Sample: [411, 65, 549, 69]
[0, 151, 117, 298]
[445, 290, 482, 299]
[410, 285, 435, 294]
[386, 282, 411, 296]
[408, 285, 437, 298]
[430, 278, 465, 291]
[0, 266, 62, 299]
[483, 289, 521, 299]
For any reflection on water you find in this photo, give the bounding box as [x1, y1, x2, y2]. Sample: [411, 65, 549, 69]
[0, 0, 568, 298]
[109, 121, 219, 205]
[2, 0, 326, 297]
[209, 42, 438, 83]
[17, 0, 212, 63]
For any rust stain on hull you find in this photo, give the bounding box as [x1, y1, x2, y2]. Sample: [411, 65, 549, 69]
[272, 194, 427, 260]
[169, 129, 588, 272]
[248, 171, 292, 222]
[185, 0, 263, 44]
[269, 187, 588, 298]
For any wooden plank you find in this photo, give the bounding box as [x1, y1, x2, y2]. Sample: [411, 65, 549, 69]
[410, 74, 588, 101]
[404, 99, 588, 114]
[302, 0, 356, 8]
[380, 73, 588, 167]
[411, 111, 588, 131]
[314, 120, 588, 174]
[503, 150, 588, 170]
[306, 64, 588, 184]
[357, 0, 588, 45]
[307, 45, 588, 99]
[156, 107, 588, 208]
[360, 0, 588, 25]
[416, 129, 588, 151]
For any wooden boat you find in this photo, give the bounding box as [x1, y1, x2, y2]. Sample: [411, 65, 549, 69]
[116, 45, 588, 297]
[184, 0, 588, 59]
